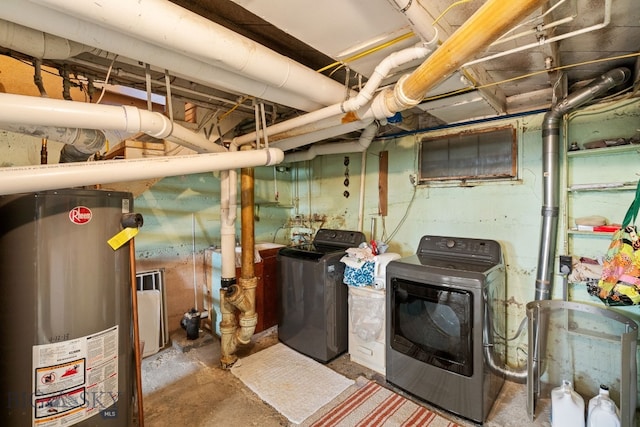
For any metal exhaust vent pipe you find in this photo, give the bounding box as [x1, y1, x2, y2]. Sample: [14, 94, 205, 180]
[485, 67, 631, 384]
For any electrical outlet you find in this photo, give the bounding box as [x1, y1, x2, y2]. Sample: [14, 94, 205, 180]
[559, 255, 572, 275]
[409, 173, 417, 186]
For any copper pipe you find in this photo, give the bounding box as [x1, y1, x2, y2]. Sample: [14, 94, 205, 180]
[383, 0, 548, 112]
[129, 239, 144, 427]
[240, 154, 255, 279]
[40, 138, 47, 165]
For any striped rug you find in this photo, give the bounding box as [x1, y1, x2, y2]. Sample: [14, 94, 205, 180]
[299, 377, 461, 427]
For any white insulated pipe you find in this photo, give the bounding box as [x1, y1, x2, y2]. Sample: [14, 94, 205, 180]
[387, 0, 439, 45]
[0, 19, 98, 59]
[0, 148, 283, 195]
[0, 93, 224, 154]
[220, 145, 240, 284]
[283, 122, 379, 163]
[0, 3, 325, 112]
[463, 0, 612, 68]
[28, 0, 351, 108]
[233, 45, 432, 148]
[272, 119, 374, 152]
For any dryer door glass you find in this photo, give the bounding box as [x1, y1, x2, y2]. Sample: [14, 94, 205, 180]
[390, 277, 473, 377]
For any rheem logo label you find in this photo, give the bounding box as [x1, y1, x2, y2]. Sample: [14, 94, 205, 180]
[69, 206, 92, 224]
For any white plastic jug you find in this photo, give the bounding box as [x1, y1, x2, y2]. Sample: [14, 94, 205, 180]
[551, 380, 585, 427]
[587, 385, 620, 427]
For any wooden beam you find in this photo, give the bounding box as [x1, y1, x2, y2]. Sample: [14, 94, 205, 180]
[378, 151, 388, 216]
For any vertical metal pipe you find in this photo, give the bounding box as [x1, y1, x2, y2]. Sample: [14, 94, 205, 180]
[241, 160, 255, 279]
[129, 239, 144, 427]
[535, 67, 631, 301]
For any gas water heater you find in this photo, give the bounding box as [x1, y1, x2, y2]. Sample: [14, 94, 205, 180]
[0, 189, 136, 426]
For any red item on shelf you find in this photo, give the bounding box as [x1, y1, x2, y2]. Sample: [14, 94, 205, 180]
[593, 225, 622, 232]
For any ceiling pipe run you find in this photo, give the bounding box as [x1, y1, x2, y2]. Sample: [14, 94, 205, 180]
[235, 0, 547, 151]
[0, 93, 224, 154]
[27, 0, 352, 109]
[386, 0, 439, 44]
[0, 124, 109, 162]
[369, 0, 549, 118]
[463, 0, 612, 68]
[283, 121, 379, 163]
[233, 45, 433, 148]
[0, 3, 326, 112]
[269, 117, 374, 152]
[0, 147, 283, 195]
[0, 19, 99, 59]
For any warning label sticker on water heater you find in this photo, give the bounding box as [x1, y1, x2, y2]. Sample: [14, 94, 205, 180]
[32, 326, 119, 426]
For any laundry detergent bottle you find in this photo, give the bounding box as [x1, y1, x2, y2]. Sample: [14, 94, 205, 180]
[587, 385, 620, 427]
[551, 380, 585, 427]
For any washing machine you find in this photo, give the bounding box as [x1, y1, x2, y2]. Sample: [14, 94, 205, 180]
[277, 228, 365, 362]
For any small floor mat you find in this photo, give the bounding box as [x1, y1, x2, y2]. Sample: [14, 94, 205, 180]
[230, 343, 354, 424]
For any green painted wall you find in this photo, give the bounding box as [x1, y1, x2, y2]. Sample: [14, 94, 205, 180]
[1, 96, 638, 407]
[132, 97, 639, 406]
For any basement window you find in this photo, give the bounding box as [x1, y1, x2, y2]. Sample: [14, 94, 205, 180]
[417, 125, 516, 184]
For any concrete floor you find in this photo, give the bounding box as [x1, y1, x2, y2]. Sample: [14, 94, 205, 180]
[140, 327, 555, 427]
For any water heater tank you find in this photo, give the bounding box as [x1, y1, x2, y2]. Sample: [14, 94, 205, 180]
[0, 189, 135, 426]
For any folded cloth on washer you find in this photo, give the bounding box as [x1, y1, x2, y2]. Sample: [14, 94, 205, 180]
[340, 255, 367, 269]
[343, 247, 375, 263]
[341, 247, 376, 286]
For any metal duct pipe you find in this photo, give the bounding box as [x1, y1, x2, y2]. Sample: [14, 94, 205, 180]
[0, 93, 223, 154]
[484, 67, 631, 384]
[0, 148, 284, 195]
[535, 67, 630, 301]
[0, 124, 107, 162]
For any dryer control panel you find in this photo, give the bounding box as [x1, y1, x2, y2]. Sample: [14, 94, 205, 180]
[417, 235, 502, 264]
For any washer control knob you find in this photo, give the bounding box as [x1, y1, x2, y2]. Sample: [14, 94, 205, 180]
[446, 239, 455, 248]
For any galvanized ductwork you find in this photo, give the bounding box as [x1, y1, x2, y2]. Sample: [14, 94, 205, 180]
[484, 66, 631, 384]
[534, 67, 631, 301]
